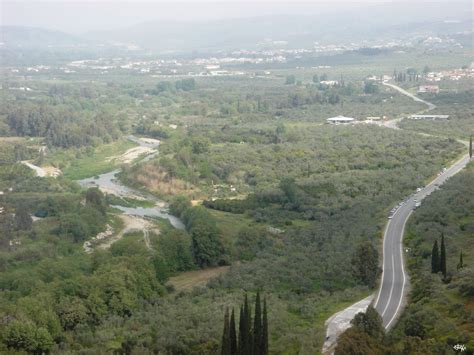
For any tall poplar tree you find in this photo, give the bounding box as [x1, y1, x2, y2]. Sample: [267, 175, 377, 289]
[230, 309, 237, 355]
[239, 306, 245, 355]
[440, 234, 447, 278]
[469, 136, 472, 158]
[431, 239, 440, 273]
[226, 294, 270, 355]
[221, 308, 231, 355]
[242, 294, 252, 355]
[262, 298, 269, 355]
[253, 292, 262, 355]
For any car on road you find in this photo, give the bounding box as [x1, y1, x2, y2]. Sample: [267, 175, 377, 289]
[413, 202, 421, 210]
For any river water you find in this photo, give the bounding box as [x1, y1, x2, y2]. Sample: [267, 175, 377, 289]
[77, 136, 185, 229]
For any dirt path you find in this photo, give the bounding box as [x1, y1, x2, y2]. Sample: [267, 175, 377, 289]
[322, 295, 375, 354]
[97, 215, 152, 250]
[108, 146, 156, 164]
[382, 81, 436, 111]
[167, 266, 231, 292]
[143, 228, 152, 250]
[21, 161, 62, 178]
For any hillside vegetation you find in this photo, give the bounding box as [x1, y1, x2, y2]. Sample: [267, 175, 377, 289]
[0, 49, 472, 353]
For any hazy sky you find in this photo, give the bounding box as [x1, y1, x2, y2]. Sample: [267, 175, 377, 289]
[2, 0, 470, 34]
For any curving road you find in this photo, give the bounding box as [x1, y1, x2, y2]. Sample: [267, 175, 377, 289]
[383, 82, 436, 111]
[374, 152, 470, 329]
[374, 82, 470, 329]
[323, 81, 471, 353]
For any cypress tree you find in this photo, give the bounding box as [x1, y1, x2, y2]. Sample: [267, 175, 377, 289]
[253, 292, 262, 355]
[230, 309, 237, 355]
[469, 136, 472, 158]
[262, 298, 269, 355]
[221, 308, 231, 355]
[440, 234, 447, 278]
[247, 301, 253, 355]
[239, 306, 245, 355]
[241, 294, 252, 355]
[431, 240, 440, 273]
[457, 251, 464, 270]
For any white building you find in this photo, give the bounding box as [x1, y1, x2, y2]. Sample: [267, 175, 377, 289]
[366, 116, 382, 121]
[409, 114, 449, 120]
[326, 115, 355, 124]
[320, 80, 339, 86]
[418, 85, 440, 94]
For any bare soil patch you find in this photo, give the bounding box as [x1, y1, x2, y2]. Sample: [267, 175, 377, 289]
[107, 146, 155, 164]
[97, 215, 152, 250]
[167, 266, 231, 292]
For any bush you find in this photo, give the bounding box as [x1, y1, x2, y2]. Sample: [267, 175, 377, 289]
[4, 321, 54, 353]
[455, 268, 474, 296]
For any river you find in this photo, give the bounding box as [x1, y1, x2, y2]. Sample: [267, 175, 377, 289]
[76, 136, 185, 229]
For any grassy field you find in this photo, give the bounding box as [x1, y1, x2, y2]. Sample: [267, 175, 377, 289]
[208, 209, 254, 239]
[167, 266, 231, 292]
[56, 139, 136, 179]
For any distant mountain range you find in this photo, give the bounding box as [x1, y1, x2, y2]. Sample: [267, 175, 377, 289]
[1, 26, 88, 48]
[83, 2, 473, 52]
[1, 2, 471, 54]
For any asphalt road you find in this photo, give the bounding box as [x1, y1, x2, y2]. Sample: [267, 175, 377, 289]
[374, 149, 470, 329]
[374, 82, 470, 329]
[383, 82, 437, 111]
[323, 82, 470, 352]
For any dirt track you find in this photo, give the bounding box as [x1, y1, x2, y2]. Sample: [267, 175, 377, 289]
[97, 215, 153, 250]
[167, 266, 231, 291]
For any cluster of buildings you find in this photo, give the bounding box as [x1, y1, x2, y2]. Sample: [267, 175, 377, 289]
[424, 66, 474, 82]
[421, 36, 464, 49]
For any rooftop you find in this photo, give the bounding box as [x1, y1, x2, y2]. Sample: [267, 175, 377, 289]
[327, 115, 355, 122]
[409, 114, 449, 119]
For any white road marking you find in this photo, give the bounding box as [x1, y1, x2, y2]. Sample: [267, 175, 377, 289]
[374, 218, 391, 308]
[381, 255, 395, 317]
[385, 210, 412, 329]
[323, 83, 471, 353]
[375, 204, 402, 309]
